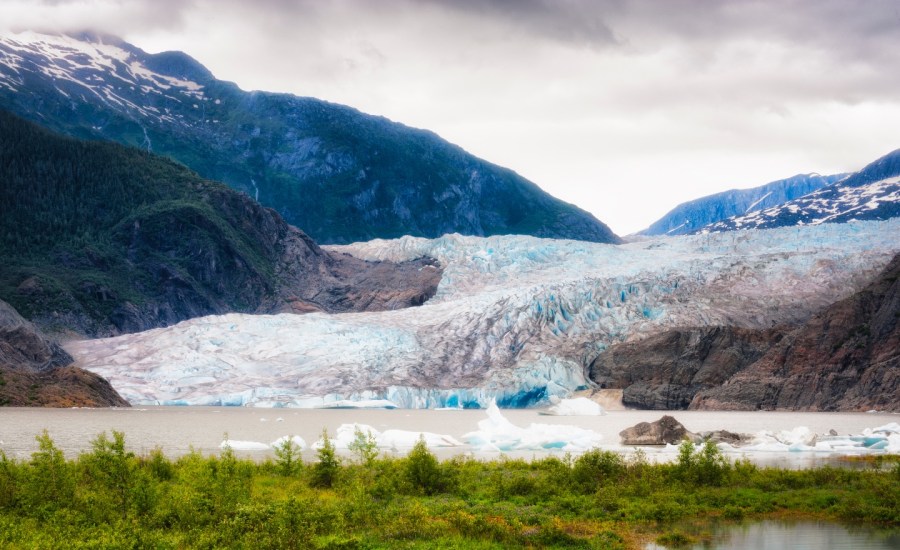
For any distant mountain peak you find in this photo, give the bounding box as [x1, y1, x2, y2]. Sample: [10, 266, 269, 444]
[699, 149, 900, 233]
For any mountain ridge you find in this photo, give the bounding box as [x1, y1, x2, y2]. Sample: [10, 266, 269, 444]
[639, 173, 845, 236]
[0, 30, 619, 245]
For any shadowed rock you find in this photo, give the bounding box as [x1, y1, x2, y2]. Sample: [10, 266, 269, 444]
[619, 415, 696, 445]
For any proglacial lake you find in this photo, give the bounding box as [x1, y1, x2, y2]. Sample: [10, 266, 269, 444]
[0, 407, 896, 464]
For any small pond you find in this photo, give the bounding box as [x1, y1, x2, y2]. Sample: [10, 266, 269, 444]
[646, 520, 900, 549]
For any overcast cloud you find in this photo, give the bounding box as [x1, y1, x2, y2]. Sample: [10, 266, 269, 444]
[3, 0, 899, 234]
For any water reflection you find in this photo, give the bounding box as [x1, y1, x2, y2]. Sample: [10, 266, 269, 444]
[647, 521, 900, 550]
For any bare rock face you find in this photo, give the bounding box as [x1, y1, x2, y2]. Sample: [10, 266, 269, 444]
[0, 299, 128, 407]
[590, 326, 781, 409]
[619, 415, 696, 445]
[691, 252, 900, 412]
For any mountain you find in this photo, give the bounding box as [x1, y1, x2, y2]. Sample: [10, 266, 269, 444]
[700, 149, 900, 233]
[67, 220, 899, 408]
[639, 173, 845, 236]
[0, 109, 442, 338]
[0, 298, 127, 406]
[692, 250, 900, 411]
[0, 31, 619, 245]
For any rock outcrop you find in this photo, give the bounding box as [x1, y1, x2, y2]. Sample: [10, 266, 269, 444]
[619, 415, 696, 445]
[589, 326, 782, 409]
[0, 300, 128, 407]
[691, 252, 900, 411]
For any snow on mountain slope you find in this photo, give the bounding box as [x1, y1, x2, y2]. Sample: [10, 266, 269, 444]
[639, 173, 844, 236]
[701, 149, 900, 233]
[67, 220, 900, 408]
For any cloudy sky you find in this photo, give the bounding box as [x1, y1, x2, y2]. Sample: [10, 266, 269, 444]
[3, 0, 900, 234]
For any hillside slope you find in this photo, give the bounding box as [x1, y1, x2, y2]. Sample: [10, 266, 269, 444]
[0, 109, 441, 337]
[0, 31, 618, 245]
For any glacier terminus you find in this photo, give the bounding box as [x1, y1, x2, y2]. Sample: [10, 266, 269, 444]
[67, 219, 900, 408]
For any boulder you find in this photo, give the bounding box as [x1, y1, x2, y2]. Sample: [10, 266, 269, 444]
[619, 415, 696, 445]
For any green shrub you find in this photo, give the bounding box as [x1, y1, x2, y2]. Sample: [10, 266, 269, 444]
[21, 431, 74, 516]
[572, 448, 625, 492]
[311, 428, 341, 488]
[273, 436, 303, 476]
[405, 436, 443, 496]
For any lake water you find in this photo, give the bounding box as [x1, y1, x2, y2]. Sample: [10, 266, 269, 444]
[646, 521, 900, 550]
[0, 406, 896, 464]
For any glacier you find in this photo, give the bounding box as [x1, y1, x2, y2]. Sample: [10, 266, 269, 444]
[66, 219, 900, 408]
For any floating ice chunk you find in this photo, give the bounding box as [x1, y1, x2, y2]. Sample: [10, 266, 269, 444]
[316, 399, 398, 409]
[220, 439, 269, 451]
[463, 400, 603, 451]
[270, 435, 306, 450]
[887, 434, 900, 453]
[379, 430, 463, 448]
[540, 397, 605, 416]
[316, 423, 461, 450]
[777, 426, 817, 447]
[872, 422, 900, 435]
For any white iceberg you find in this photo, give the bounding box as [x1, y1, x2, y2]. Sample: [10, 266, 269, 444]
[463, 401, 603, 452]
[270, 435, 307, 450]
[220, 439, 269, 451]
[315, 423, 462, 451]
[541, 397, 605, 416]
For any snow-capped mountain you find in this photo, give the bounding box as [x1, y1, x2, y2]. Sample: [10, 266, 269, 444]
[0, 31, 618, 245]
[66, 219, 900, 408]
[639, 173, 845, 236]
[700, 149, 900, 233]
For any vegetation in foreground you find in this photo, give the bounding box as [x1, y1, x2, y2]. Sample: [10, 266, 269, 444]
[0, 430, 898, 549]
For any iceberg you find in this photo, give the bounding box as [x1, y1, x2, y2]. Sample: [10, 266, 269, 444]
[541, 397, 605, 416]
[67, 219, 900, 408]
[463, 401, 603, 451]
[315, 423, 462, 451]
[220, 439, 269, 451]
[270, 435, 307, 450]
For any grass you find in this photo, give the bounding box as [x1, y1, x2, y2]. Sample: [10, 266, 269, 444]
[0, 433, 897, 549]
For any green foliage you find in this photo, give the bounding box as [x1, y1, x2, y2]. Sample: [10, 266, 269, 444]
[21, 430, 74, 516]
[80, 430, 137, 520]
[676, 439, 730, 486]
[348, 426, 379, 466]
[0, 110, 283, 336]
[273, 436, 303, 477]
[572, 448, 626, 492]
[404, 436, 443, 496]
[0, 429, 898, 548]
[311, 428, 340, 488]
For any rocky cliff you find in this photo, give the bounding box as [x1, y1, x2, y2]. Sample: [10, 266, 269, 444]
[589, 326, 783, 409]
[691, 252, 900, 411]
[589, 251, 900, 412]
[0, 299, 128, 407]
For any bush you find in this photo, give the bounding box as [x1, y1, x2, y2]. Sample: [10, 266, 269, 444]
[21, 431, 74, 516]
[311, 429, 340, 488]
[405, 436, 443, 496]
[572, 448, 625, 492]
[273, 436, 303, 477]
